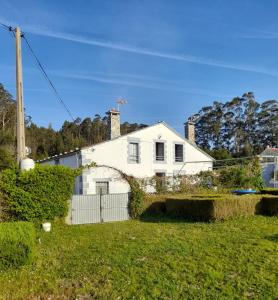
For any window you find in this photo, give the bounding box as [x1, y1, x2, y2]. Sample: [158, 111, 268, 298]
[175, 144, 183, 162]
[155, 172, 166, 191]
[129, 142, 139, 163]
[156, 142, 165, 161]
[96, 181, 109, 195]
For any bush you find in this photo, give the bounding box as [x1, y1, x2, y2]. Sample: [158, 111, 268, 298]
[165, 195, 262, 221]
[142, 193, 167, 215]
[218, 158, 265, 189]
[126, 176, 145, 219]
[260, 188, 278, 195]
[0, 165, 79, 221]
[0, 221, 36, 270]
[260, 196, 278, 216]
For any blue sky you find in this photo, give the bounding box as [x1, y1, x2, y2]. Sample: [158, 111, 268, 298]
[1, 0, 278, 132]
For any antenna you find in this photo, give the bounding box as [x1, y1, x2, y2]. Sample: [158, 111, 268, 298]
[116, 97, 128, 111]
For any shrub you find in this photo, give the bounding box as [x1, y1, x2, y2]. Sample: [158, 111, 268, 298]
[0, 221, 36, 270]
[165, 195, 262, 221]
[218, 158, 265, 189]
[142, 193, 167, 215]
[166, 198, 214, 221]
[260, 188, 278, 195]
[0, 165, 80, 221]
[260, 196, 278, 216]
[126, 176, 145, 219]
[213, 196, 262, 220]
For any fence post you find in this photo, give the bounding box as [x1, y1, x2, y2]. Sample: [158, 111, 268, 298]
[100, 189, 104, 223]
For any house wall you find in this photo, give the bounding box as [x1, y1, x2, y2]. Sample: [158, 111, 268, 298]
[81, 122, 212, 176]
[82, 166, 130, 194]
[80, 123, 212, 193]
[40, 123, 213, 194]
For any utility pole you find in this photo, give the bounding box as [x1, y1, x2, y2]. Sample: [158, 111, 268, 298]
[15, 27, 26, 163]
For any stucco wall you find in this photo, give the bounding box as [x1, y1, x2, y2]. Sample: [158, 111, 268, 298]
[40, 122, 213, 194]
[82, 166, 130, 194]
[81, 122, 212, 178]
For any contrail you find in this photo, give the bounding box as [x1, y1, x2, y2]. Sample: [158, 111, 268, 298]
[24, 26, 278, 78]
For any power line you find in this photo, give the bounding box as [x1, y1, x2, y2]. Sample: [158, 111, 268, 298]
[0, 22, 11, 30]
[22, 35, 75, 121]
[0, 22, 76, 121]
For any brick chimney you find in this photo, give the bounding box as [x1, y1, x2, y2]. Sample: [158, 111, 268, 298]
[106, 109, 120, 140]
[185, 121, 195, 143]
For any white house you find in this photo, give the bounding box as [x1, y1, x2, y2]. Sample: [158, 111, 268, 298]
[259, 147, 278, 187]
[39, 109, 214, 194]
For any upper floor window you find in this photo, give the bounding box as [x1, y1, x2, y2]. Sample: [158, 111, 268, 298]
[128, 142, 139, 163]
[175, 144, 183, 162]
[156, 142, 165, 161]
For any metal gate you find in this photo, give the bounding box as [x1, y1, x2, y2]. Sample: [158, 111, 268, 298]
[70, 193, 129, 225]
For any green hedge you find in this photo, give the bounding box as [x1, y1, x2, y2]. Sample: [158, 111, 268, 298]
[0, 222, 36, 270]
[260, 188, 278, 195]
[260, 196, 278, 216]
[165, 195, 262, 221]
[0, 165, 79, 221]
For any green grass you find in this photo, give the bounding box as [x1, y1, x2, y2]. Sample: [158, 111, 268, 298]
[0, 217, 278, 299]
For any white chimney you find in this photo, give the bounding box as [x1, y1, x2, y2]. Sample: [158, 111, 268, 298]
[106, 109, 120, 140]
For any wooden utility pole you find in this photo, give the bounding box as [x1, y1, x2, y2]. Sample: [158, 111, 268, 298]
[15, 27, 26, 163]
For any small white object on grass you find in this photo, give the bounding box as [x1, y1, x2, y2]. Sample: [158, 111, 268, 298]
[42, 222, 51, 232]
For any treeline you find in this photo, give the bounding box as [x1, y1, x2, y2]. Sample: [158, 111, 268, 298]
[1, 83, 277, 168]
[0, 83, 147, 167]
[190, 92, 278, 158]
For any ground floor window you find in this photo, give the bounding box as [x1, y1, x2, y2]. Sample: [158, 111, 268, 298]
[96, 181, 109, 195]
[155, 172, 166, 191]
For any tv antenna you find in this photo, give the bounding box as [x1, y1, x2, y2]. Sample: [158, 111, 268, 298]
[116, 98, 128, 111]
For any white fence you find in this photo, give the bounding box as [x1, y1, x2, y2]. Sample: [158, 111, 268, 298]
[69, 193, 129, 225]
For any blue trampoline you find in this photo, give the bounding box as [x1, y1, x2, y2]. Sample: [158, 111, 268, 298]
[231, 189, 257, 195]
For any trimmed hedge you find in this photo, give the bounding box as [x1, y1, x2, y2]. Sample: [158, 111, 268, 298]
[261, 188, 278, 195]
[0, 222, 36, 270]
[165, 195, 262, 221]
[260, 196, 278, 216]
[0, 165, 79, 221]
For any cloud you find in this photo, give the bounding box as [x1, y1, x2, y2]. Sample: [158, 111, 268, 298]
[51, 70, 234, 98]
[21, 27, 278, 77]
[1, 17, 278, 77]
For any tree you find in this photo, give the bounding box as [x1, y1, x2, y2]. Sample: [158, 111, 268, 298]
[190, 93, 278, 157]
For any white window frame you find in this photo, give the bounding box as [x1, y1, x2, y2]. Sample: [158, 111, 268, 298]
[127, 137, 141, 164]
[175, 144, 184, 162]
[154, 140, 166, 163]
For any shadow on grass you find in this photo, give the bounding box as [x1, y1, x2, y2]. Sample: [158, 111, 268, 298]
[265, 234, 278, 242]
[139, 214, 204, 224]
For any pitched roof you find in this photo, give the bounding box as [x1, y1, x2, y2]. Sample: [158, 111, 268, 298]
[39, 121, 214, 162]
[260, 147, 278, 157]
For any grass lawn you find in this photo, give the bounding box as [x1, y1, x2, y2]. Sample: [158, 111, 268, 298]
[0, 216, 278, 299]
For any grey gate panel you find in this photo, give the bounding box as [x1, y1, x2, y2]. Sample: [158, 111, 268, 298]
[101, 193, 129, 222]
[71, 194, 101, 225]
[70, 193, 129, 225]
